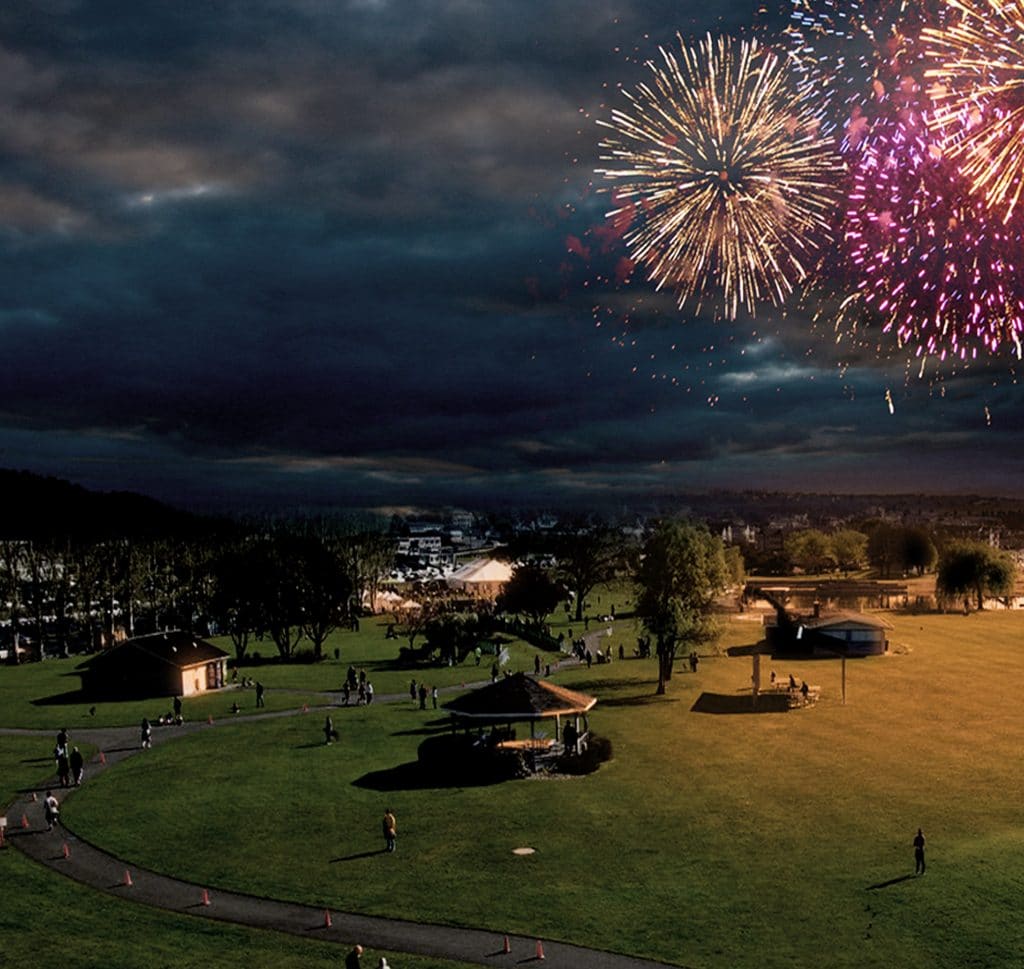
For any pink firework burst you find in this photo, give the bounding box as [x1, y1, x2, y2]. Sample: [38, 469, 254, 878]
[840, 110, 1024, 362]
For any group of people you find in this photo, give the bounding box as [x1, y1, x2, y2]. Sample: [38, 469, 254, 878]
[341, 666, 374, 705]
[408, 679, 438, 710]
[769, 671, 812, 700]
[53, 727, 84, 788]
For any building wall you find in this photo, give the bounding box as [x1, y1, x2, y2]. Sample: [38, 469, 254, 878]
[179, 659, 226, 696]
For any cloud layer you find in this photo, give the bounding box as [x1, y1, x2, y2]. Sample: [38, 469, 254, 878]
[0, 0, 1020, 510]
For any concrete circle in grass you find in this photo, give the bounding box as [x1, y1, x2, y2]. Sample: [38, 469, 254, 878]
[512, 847, 536, 855]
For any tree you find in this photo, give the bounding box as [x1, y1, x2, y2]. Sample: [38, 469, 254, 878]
[723, 545, 746, 588]
[936, 541, 1016, 611]
[250, 533, 306, 659]
[902, 527, 938, 576]
[295, 536, 352, 660]
[496, 563, 563, 631]
[831, 529, 868, 575]
[784, 529, 835, 574]
[867, 523, 902, 578]
[210, 540, 267, 662]
[339, 531, 394, 615]
[424, 611, 484, 665]
[549, 524, 624, 621]
[634, 520, 728, 695]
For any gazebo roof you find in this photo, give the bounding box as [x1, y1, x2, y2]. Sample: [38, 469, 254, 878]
[443, 672, 596, 720]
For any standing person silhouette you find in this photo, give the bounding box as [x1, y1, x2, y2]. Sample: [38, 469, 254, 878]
[382, 808, 397, 853]
[913, 828, 926, 875]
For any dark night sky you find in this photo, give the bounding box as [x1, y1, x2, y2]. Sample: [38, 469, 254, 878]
[0, 0, 1021, 513]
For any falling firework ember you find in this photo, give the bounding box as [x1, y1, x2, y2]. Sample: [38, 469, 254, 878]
[596, 33, 842, 320]
[923, 0, 1024, 221]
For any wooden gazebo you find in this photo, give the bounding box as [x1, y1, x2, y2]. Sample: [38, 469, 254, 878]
[442, 673, 596, 758]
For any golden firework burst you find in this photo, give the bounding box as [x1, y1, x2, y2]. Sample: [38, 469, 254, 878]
[923, 0, 1024, 221]
[596, 33, 842, 320]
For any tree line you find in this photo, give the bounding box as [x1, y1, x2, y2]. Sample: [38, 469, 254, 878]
[0, 519, 394, 663]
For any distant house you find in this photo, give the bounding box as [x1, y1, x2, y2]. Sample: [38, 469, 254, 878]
[766, 608, 891, 657]
[77, 631, 230, 699]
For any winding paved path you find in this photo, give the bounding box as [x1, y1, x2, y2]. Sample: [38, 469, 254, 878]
[2, 656, 679, 969]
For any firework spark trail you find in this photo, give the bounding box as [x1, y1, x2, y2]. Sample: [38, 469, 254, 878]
[596, 33, 842, 320]
[923, 0, 1024, 221]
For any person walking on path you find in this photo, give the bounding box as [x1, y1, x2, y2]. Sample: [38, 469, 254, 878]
[173, 695, 182, 723]
[345, 944, 364, 969]
[56, 748, 71, 787]
[431, 685, 438, 709]
[366, 681, 374, 704]
[55, 727, 69, 760]
[140, 717, 152, 749]
[382, 808, 397, 853]
[43, 790, 60, 831]
[914, 828, 926, 875]
[255, 681, 265, 708]
[418, 683, 427, 710]
[69, 746, 85, 786]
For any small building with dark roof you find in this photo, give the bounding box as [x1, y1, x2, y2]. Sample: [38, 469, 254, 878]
[765, 608, 891, 657]
[77, 631, 230, 699]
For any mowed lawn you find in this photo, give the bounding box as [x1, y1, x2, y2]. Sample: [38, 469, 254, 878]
[0, 734, 481, 969]
[46, 610, 1024, 968]
[0, 607, 635, 730]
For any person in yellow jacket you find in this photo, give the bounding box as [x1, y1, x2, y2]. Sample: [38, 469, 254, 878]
[382, 808, 396, 853]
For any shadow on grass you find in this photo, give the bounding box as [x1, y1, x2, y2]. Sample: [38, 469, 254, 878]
[389, 723, 450, 738]
[353, 761, 505, 791]
[329, 849, 387, 863]
[690, 692, 791, 715]
[30, 689, 90, 707]
[599, 693, 682, 707]
[725, 643, 770, 657]
[866, 874, 917, 890]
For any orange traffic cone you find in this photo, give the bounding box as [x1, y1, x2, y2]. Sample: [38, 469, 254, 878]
[535, 939, 545, 960]
[201, 888, 210, 906]
[62, 841, 70, 859]
[323, 909, 332, 928]
[123, 869, 133, 887]
[502, 935, 511, 954]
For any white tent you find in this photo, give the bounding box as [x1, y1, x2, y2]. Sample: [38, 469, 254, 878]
[446, 558, 513, 599]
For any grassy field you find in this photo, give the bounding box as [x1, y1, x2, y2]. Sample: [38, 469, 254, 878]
[27, 609, 1023, 968]
[0, 734, 481, 969]
[0, 601, 644, 729]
